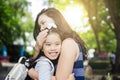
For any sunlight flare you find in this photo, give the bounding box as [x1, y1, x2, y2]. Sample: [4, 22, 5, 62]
[62, 5, 89, 32]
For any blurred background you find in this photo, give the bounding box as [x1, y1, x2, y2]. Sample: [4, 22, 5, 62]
[0, 0, 120, 80]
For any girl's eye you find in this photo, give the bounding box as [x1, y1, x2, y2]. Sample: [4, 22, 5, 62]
[45, 43, 51, 46]
[55, 43, 61, 45]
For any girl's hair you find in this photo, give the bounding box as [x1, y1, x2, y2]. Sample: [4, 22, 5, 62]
[33, 8, 86, 55]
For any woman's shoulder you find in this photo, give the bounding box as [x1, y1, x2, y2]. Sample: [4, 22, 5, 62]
[62, 38, 80, 60]
[62, 38, 79, 50]
[62, 38, 76, 45]
[62, 38, 79, 55]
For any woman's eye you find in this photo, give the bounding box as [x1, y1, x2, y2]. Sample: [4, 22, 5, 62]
[41, 22, 45, 25]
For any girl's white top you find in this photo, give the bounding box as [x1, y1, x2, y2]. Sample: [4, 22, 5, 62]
[35, 56, 54, 80]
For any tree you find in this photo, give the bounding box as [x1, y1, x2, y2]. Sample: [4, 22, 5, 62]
[81, 0, 116, 53]
[104, 0, 120, 73]
[0, 0, 33, 47]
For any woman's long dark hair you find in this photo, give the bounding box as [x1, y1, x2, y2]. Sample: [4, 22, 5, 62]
[33, 8, 86, 56]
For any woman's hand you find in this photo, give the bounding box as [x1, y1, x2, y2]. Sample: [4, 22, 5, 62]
[67, 73, 75, 80]
[52, 73, 75, 80]
[33, 29, 49, 59]
[36, 29, 48, 47]
[28, 68, 38, 80]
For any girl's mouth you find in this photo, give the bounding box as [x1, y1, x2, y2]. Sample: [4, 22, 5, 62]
[49, 52, 58, 57]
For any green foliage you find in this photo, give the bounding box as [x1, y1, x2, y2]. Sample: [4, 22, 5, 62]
[78, 29, 97, 50]
[49, 0, 83, 11]
[49, 0, 117, 53]
[0, 0, 34, 47]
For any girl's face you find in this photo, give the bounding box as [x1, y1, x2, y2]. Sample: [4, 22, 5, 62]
[38, 14, 55, 31]
[42, 33, 61, 60]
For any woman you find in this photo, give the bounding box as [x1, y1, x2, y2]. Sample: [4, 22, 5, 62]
[29, 8, 86, 80]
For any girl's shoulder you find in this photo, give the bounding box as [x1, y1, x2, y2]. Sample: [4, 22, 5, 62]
[36, 56, 51, 63]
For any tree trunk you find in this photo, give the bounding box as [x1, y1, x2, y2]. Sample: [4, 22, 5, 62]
[104, 0, 120, 73]
[82, 0, 101, 53]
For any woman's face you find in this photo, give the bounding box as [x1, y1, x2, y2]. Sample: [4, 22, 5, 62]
[38, 14, 55, 31]
[42, 33, 61, 60]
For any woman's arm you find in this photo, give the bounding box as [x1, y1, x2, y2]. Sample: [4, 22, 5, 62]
[52, 73, 75, 80]
[56, 38, 78, 80]
[28, 69, 75, 80]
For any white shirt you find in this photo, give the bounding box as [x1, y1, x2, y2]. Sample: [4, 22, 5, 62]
[35, 56, 54, 80]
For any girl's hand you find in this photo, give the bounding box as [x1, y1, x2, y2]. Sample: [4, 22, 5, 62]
[52, 76, 56, 80]
[51, 73, 75, 80]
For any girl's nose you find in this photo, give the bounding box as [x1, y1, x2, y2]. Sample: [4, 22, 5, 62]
[51, 45, 56, 50]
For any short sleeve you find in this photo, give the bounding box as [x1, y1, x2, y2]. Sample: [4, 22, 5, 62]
[35, 58, 53, 80]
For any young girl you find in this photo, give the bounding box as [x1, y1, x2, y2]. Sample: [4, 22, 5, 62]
[37, 29, 62, 80]
[29, 28, 62, 80]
